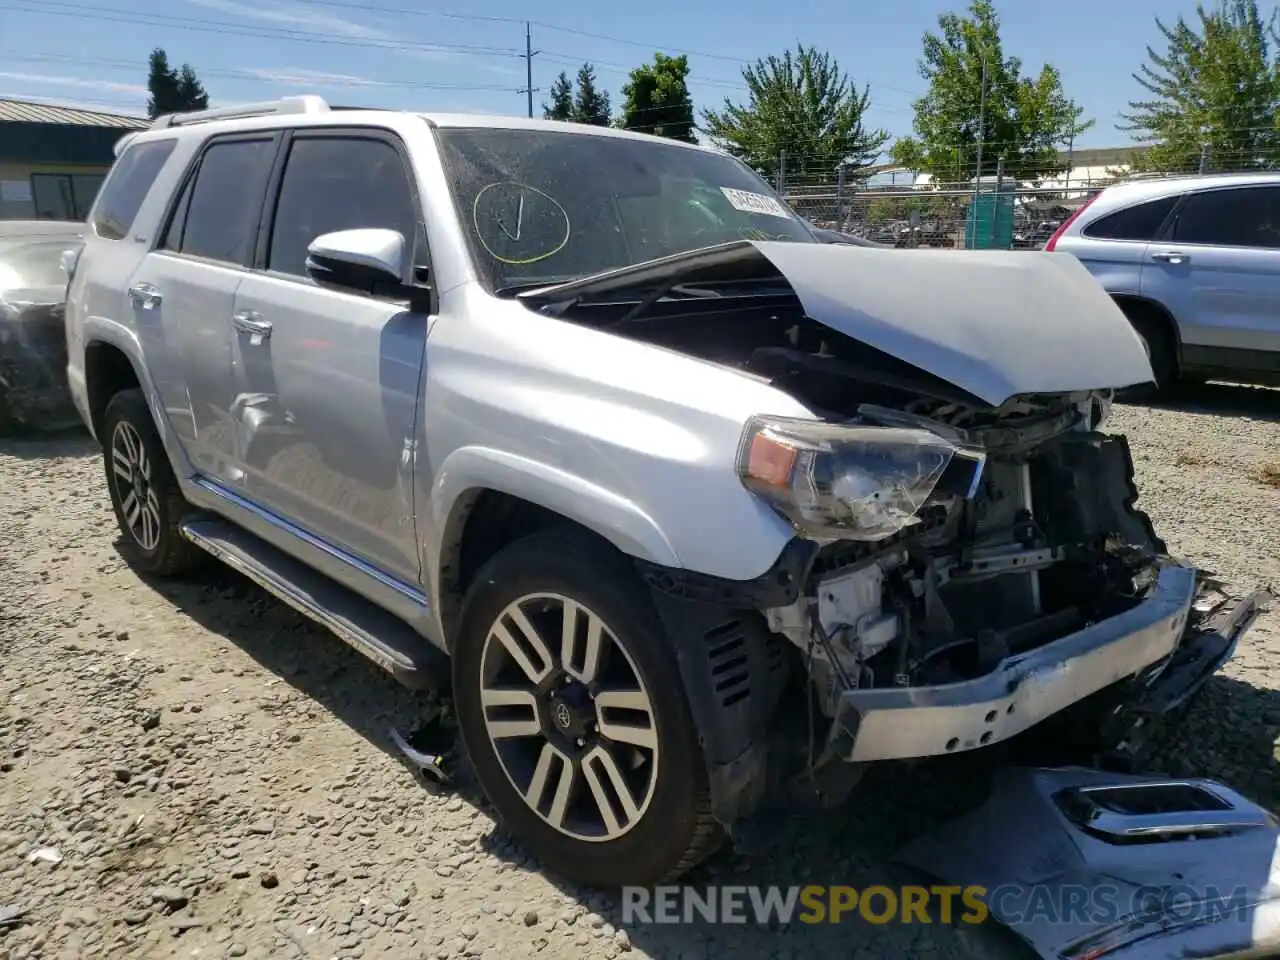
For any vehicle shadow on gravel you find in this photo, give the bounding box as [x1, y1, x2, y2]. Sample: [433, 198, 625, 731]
[118, 541, 1279, 960]
[1151, 672, 1280, 811]
[120, 545, 1024, 957]
[0, 428, 95, 459]
[1131, 381, 1280, 424]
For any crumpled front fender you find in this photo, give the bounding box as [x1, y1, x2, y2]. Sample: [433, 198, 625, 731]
[893, 766, 1280, 959]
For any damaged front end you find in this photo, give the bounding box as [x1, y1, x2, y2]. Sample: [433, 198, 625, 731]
[752, 396, 1269, 779]
[530, 239, 1270, 835]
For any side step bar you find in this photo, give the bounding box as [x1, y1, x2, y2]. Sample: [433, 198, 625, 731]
[180, 517, 448, 690]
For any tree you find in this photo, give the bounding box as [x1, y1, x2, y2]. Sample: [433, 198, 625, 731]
[891, 1, 1091, 183]
[572, 63, 611, 125]
[701, 45, 888, 185]
[543, 72, 574, 121]
[175, 64, 209, 114]
[619, 53, 696, 142]
[1122, 0, 1280, 173]
[146, 47, 209, 118]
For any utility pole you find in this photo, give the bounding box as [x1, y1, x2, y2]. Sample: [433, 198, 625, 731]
[518, 22, 540, 118]
[1065, 99, 1075, 195]
[974, 56, 989, 184]
[969, 56, 988, 248]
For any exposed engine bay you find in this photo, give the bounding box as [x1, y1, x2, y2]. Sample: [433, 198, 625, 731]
[552, 285, 1173, 722]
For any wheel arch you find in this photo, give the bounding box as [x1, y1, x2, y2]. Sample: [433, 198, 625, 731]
[1110, 294, 1182, 352]
[428, 448, 682, 646]
[80, 322, 191, 478]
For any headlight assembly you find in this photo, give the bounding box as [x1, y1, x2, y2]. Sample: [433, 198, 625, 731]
[736, 415, 986, 542]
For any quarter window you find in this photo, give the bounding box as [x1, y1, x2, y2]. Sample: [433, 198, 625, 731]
[1082, 196, 1178, 241]
[267, 136, 418, 278]
[91, 139, 175, 240]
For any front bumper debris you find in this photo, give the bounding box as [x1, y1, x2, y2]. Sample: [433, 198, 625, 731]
[0, 302, 79, 433]
[825, 565, 1268, 764]
[894, 766, 1280, 960]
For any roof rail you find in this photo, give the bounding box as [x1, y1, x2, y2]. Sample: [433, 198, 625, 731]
[150, 95, 330, 130]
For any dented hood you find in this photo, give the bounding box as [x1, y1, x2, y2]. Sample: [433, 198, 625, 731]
[750, 241, 1154, 406]
[524, 239, 1154, 407]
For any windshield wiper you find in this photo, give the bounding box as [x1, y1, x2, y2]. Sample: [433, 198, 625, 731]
[518, 240, 758, 316]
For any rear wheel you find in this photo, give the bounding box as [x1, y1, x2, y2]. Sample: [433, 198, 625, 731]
[101, 389, 202, 577]
[453, 529, 723, 887]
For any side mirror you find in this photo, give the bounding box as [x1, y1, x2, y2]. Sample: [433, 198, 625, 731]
[305, 228, 407, 293]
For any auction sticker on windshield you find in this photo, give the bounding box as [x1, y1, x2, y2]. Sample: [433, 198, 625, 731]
[720, 187, 793, 220]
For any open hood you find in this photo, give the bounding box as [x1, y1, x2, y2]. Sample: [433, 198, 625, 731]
[750, 241, 1154, 407]
[895, 767, 1280, 960]
[524, 240, 1155, 408]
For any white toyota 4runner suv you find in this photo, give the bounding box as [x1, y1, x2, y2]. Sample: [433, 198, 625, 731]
[64, 96, 1268, 888]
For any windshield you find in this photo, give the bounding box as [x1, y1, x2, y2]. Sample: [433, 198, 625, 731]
[434, 127, 817, 292]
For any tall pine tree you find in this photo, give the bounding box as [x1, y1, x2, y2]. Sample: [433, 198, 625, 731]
[572, 63, 611, 126]
[146, 48, 210, 119]
[543, 72, 573, 121]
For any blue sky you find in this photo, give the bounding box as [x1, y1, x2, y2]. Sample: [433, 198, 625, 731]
[0, 0, 1212, 151]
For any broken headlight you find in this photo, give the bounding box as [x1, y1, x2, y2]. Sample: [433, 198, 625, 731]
[736, 415, 985, 542]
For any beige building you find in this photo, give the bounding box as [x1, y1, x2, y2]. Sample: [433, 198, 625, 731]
[0, 97, 147, 221]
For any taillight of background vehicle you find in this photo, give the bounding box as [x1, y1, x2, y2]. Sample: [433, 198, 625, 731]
[1043, 192, 1100, 251]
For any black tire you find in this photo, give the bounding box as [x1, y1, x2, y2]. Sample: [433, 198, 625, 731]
[1121, 306, 1178, 397]
[101, 388, 202, 577]
[453, 528, 723, 888]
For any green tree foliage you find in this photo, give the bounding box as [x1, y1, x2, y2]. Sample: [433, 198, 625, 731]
[543, 72, 574, 121]
[543, 65, 611, 125]
[146, 48, 208, 118]
[891, 1, 1090, 183]
[619, 53, 697, 142]
[700, 45, 888, 184]
[1122, 0, 1280, 172]
[572, 63, 611, 125]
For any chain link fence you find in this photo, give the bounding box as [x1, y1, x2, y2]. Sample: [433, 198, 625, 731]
[780, 171, 1129, 250]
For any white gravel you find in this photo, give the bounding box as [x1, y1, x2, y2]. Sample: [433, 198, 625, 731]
[1, 384, 1277, 960]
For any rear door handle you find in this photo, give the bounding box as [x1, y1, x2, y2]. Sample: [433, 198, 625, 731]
[232, 310, 273, 345]
[1151, 250, 1191, 264]
[127, 283, 162, 309]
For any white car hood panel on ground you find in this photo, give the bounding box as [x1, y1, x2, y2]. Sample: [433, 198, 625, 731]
[752, 241, 1155, 406]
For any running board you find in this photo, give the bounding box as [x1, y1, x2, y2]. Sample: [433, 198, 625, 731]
[179, 517, 448, 690]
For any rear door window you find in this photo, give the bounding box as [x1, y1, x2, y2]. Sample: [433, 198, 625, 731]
[91, 139, 176, 241]
[1169, 186, 1280, 248]
[176, 137, 277, 266]
[1082, 196, 1178, 241]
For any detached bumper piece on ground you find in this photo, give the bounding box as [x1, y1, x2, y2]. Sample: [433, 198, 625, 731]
[897, 766, 1280, 960]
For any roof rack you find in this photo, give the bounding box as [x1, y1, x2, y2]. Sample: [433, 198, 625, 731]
[150, 95, 330, 130]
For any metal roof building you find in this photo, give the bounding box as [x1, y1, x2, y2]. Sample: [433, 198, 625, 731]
[0, 97, 147, 221]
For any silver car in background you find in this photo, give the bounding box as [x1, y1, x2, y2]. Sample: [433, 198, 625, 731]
[1046, 172, 1280, 392]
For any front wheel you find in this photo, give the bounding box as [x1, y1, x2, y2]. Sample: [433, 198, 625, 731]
[453, 529, 723, 887]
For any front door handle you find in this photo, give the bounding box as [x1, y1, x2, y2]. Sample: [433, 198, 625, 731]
[1151, 250, 1191, 264]
[127, 282, 162, 309]
[232, 310, 273, 345]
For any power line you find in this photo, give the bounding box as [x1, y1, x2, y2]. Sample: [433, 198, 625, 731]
[0, 0, 524, 57]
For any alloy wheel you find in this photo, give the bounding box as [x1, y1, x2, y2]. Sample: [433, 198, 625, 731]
[478, 592, 659, 842]
[110, 420, 163, 552]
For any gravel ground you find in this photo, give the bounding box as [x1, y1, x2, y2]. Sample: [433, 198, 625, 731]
[1, 384, 1278, 960]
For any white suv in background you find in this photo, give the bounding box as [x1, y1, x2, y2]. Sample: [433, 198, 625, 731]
[1046, 172, 1280, 391]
